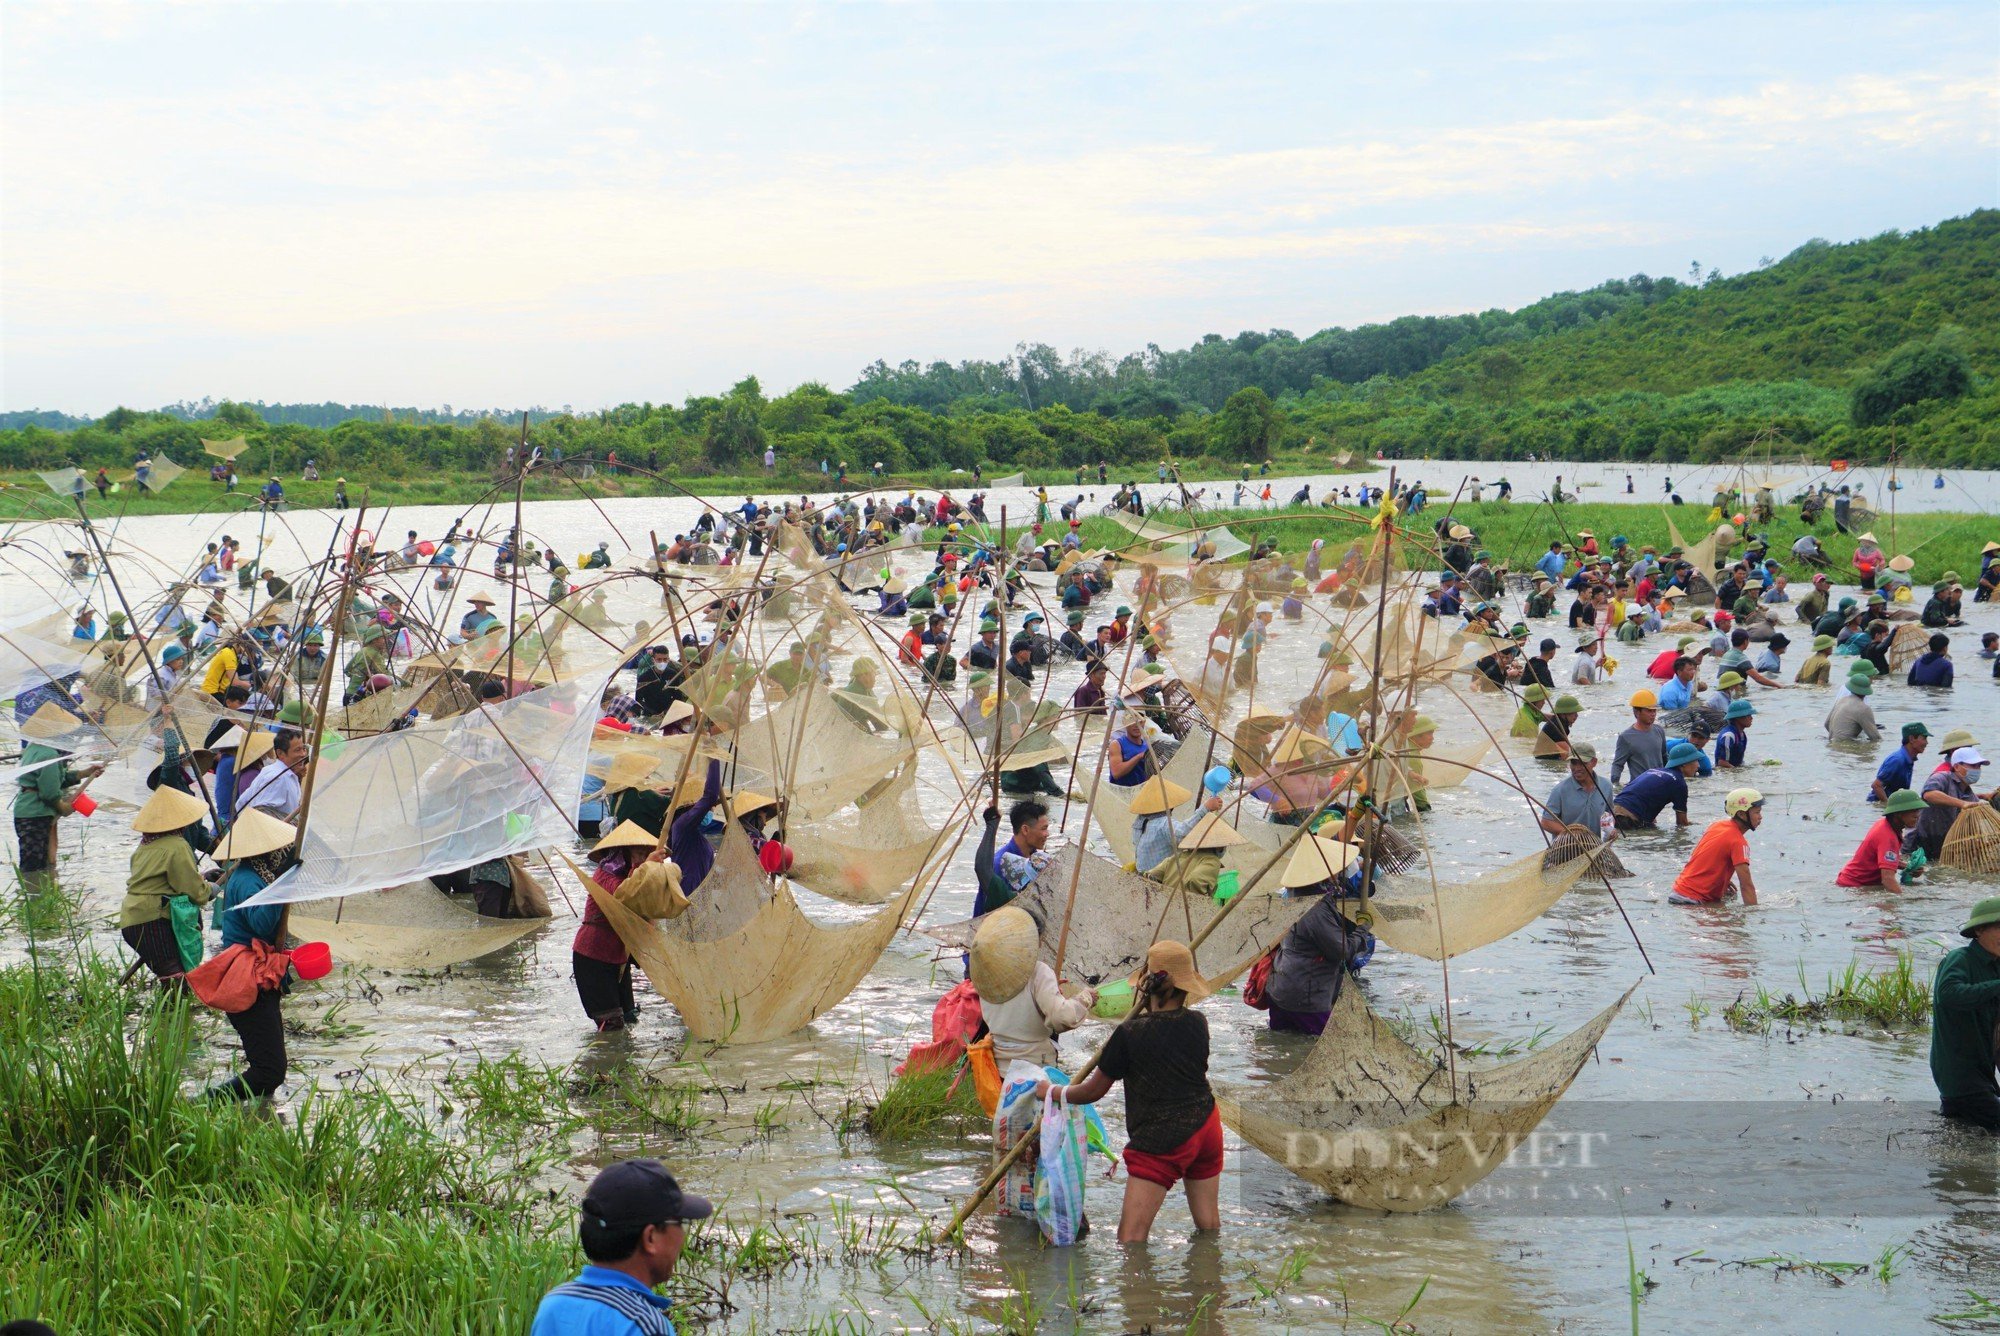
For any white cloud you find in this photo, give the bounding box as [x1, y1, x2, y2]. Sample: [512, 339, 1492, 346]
[3, 6, 1994, 411]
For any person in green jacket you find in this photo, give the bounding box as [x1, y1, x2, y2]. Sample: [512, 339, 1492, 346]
[118, 786, 213, 981]
[1932, 896, 2000, 1132]
[12, 702, 102, 890]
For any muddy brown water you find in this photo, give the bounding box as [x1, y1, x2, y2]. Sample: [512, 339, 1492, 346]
[5, 491, 1997, 1333]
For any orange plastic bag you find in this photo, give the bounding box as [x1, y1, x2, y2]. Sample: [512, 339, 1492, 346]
[966, 1035, 1002, 1118]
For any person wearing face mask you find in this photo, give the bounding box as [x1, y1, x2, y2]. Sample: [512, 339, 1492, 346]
[1912, 746, 1998, 863]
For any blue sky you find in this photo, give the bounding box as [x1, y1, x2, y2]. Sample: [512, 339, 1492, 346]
[2, 2, 1994, 415]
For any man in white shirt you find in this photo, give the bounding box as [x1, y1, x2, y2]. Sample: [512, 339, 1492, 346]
[234, 730, 307, 819]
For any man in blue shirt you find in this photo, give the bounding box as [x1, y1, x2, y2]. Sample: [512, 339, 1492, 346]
[1871, 722, 1931, 802]
[1611, 743, 1705, 830]
[1714, 699, 1755, 769]
[1535, 542, 1567, 583]
[533, 1159, 712, 1335]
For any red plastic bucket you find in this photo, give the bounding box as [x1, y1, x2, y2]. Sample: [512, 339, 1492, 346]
[290, 941, 333, 980]
[70, 792, 97, 817]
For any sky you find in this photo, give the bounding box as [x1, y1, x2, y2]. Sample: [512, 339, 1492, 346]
[2, 2, 1995, 417]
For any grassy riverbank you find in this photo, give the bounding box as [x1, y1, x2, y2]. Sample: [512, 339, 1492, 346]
[1067, 499, 2000, 594]
[0, 955, 954, 1334]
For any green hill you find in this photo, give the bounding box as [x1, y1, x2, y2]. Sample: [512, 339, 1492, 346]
[1289, 210, 1998, 464]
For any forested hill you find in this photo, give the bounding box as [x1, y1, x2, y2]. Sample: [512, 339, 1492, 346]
[847, 210, 1996, 463]
[1, 211, 1992, 473]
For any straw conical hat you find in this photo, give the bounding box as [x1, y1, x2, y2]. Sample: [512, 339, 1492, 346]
[727, 789, 777, 819]
[1126, 775, 1193, 816]
[1855, 532, 1878, 543]
[590, 819, 660, 856]
[1887, 554, 1916, 572]
[1178, 812, 1247, 850]
[1280, 836, 1362, 889]
[604, 752, 661, 793]
[882, 577, 906, 595]
[1268, 725, 1332, 765]
[131, 785, 207, 834]
[238, 731, 276, 768]
[210, 725, 249, 753]
[658, 699, 696, 729]
[968, 904, 1039, 1003]
[18, 701, 86, 741]
[212, 808, 295, 860]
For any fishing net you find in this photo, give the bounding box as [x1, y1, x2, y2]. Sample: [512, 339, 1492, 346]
[729, 686, 918, 819]
[1553, 826, 1632, 879]
[1216, 982, 1636, 1211]
[787, 768, 946, 906]
[35, 468, 87, 498]
[332, 681, 438, 735]
[289, 880, 547, 970]
[1365, 842, 1597, 961]
[587, 863, 913, 1043]
[136, 455, 187, 493]
[240, 670, 614, 908]
[926, 843, 1310, 988]
[1937, 802, 2000, 874]
[200, 436, 251, 460]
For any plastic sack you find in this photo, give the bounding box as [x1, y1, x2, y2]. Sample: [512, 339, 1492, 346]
[1034, 1091, 1089, 1245]
[167, 895, 204, 972]
[992, 1063, 1045, 1218]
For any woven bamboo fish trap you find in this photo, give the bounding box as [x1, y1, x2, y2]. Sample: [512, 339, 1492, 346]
[1938, 802, 2000, 874]
[1887, 622, 1930, 673]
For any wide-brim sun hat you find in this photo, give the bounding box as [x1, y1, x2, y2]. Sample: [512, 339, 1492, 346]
[1667, 742, 1704, 767]
[131, 785, 208, 834]
[1128, 939, 1212, 1002]
[212, 808, 296, 860]
[1126, 775, 1193, 816]
[968, 904, 1039, 1003]
[1937, 728, 1978, 753]
[1882, 789, 1926, 816]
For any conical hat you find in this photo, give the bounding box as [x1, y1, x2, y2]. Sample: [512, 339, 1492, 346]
[1126, 775, 1193, 816]
[727, 789, 777, 819]
[1268, 725, 1332, 766]
[18, 701, 87, 741]
[131, 784, 208, 834]
[1887, 554, 1915, 572]
[1178, 812, 1246, 850]
[238, 731, 276, 768]
[590, 819, 660, 856]
[1855, 532, 1877, 543]
[968, 904, 1039, 1003]
[212, 808, 295, 860]
[1280, 836, 1362, 889]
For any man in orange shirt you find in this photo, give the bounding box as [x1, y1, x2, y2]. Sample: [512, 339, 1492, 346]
[1670, 787, 1764, 906]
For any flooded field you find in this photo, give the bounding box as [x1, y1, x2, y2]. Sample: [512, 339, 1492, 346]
[5, 486, 1997, 1334]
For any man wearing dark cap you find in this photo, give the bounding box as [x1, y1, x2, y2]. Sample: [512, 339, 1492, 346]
[532, 1158, 713, 1335]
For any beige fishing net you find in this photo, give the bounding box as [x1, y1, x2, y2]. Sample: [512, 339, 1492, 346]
[1364, 841, 1600, 961]
[1216, 982, 1637, 1211]
[787, 768, 947, 906]
[926, 843, 1309, 988]
[589, 869, 914, 1044]
[289, 880, 547, 970]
